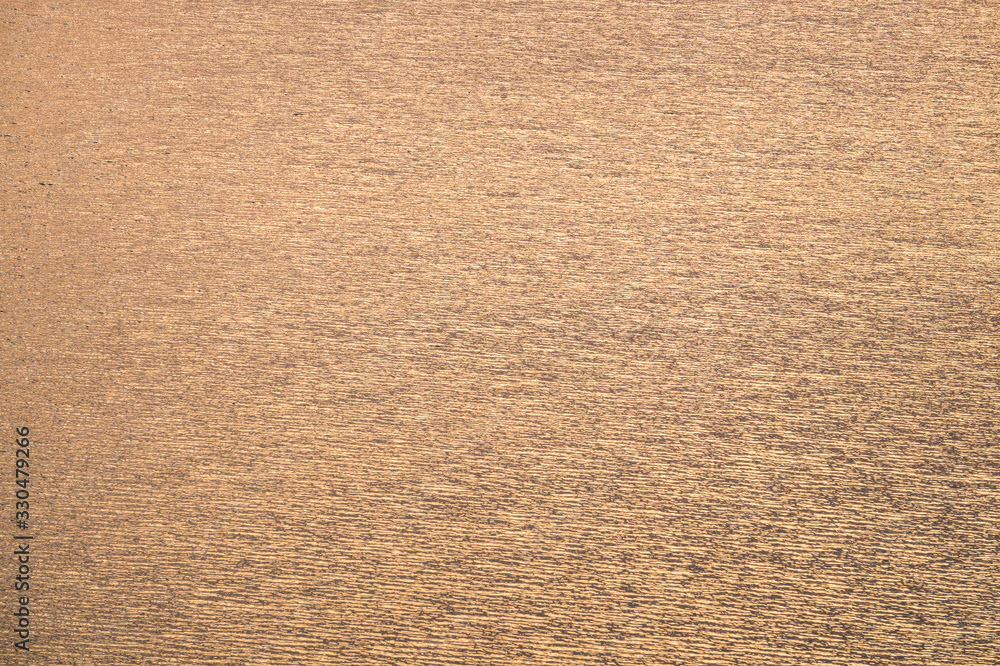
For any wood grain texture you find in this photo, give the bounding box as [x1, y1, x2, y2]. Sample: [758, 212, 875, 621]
[2, 1, 998, 664]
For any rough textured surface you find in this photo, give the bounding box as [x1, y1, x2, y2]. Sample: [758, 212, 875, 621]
[2, 1, 998, 664]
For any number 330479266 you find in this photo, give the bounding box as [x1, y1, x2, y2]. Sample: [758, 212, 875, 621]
[15, 426, 30, 519]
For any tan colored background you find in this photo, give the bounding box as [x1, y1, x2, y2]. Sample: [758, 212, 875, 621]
[2, 1, 999, 663]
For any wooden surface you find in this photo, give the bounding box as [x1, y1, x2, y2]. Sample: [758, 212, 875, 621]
[2, 1, 999, 663]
